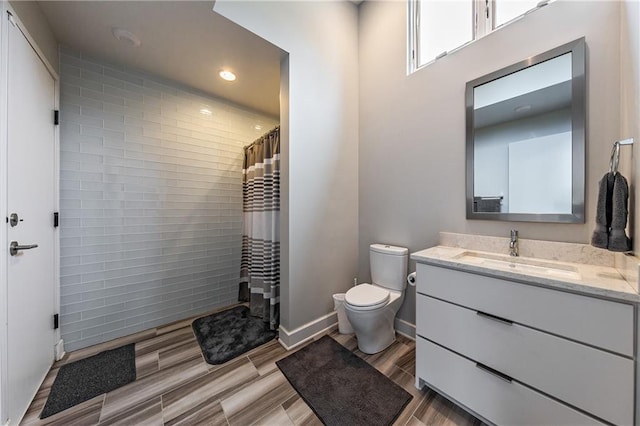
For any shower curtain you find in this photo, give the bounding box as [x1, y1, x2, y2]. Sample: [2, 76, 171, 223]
[239, 127, 280, 330]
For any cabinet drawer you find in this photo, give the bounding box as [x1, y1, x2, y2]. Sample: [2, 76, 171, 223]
[416, 263, 634, 356]
[416, 337, 605, 426]
[417, 294, 633, 426]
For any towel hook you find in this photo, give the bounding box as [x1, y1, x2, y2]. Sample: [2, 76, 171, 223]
[609, 142, 621, 175]
[609, 138, 634, 175]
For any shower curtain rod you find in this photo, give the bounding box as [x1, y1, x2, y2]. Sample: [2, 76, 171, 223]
[243, 126, 280, 151]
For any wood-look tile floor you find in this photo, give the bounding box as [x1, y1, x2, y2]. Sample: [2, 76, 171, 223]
[21, 305, 482, 426]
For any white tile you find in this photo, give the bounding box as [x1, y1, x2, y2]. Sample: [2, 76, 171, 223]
[60, 49, 277, 351]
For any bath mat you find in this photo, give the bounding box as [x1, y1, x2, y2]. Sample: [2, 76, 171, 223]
[276, 335, 412, 426]
[41, 344, 136, 419]
[192, 305, 277, 365]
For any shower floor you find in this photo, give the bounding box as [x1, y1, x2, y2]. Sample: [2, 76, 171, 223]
[20, 305, 481, 425]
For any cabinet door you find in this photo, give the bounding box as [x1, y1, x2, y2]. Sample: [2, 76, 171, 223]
[416, 338, 605, 426]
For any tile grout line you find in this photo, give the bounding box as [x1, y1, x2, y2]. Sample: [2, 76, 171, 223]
[96, 393, 107, 424]
[159, 393, 166, 425]
[404, 393, 427, 426]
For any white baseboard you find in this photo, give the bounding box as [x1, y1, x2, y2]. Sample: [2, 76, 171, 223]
[395, 318, 416, 340]
[277, 312, 416, 350]
[54, 339, 65, 361]
[278, 311, 338, 350]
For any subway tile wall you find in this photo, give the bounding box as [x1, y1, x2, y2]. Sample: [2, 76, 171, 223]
[59, 48, 278, 351]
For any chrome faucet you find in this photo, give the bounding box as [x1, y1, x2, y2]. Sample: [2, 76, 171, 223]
[509, 230, 519, 257]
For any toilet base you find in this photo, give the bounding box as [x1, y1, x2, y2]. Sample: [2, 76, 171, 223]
[345, 303, 399, 354]
[356, 328, 396, 354]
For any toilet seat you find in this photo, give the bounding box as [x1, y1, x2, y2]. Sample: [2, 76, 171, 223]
[345, 284, 389, 311]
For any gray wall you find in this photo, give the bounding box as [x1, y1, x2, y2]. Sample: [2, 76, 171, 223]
[59, 49, 277, 350]
[358, 0, 623, 325]
[215, 2, 359, 339]
[620, 0, 640, 247]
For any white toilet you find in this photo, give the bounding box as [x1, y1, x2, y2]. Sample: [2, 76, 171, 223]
[344, 244, 408, 354]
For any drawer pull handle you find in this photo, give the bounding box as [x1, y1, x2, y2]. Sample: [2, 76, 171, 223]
[476, 311, 513, 325]
[475, 362, 513, 383]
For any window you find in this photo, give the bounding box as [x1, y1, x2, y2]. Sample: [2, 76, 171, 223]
[409, 0, 549, 72]
[417, 1, 473, 64]
[495, 0, 541, 27]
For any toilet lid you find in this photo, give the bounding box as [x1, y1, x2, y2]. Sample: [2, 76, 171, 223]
[345, 284, 389, 308]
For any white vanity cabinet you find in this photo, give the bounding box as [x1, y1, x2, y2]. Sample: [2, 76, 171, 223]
[415, 263, 636, 426]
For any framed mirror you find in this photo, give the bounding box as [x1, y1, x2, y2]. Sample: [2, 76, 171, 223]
[466, 38, 586, 223]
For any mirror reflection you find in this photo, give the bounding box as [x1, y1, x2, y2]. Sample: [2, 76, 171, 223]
[466, 38, 585, 223]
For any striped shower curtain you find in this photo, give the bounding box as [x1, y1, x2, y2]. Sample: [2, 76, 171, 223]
[239, 127, 280, 330]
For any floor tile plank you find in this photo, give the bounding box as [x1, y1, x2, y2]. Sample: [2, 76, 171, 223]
[136, 351, 159, 379]
[412, 388, 483, 426]
[135, 327, 196, 358]
[164, 400, 228, 426]
[282, 394, 322, 426]
[162, 356, 258, 424]
[246, 339, 289, 375]
[396, 347, 416, 377]
[387, 365, 427, 426]
[100, 356, 208, 421]
[252, 405, 294, 426]
[21, 367, 60, 424]
[98, 395, 162, 426]
[158, 340, 203, 370]
[22, 394, 104, 426]
[221, 369, 297, 426]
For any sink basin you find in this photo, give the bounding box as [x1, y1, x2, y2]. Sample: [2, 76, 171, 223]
[453, 251, 581, 280]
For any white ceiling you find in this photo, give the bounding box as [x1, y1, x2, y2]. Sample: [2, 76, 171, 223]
[38, 1, 283, 118]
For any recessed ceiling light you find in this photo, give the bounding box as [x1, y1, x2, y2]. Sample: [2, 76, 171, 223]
[514, 104, 532, 113]
[254, 124, 263, 131]
[200, 108, 212, 116]
[112, 27, 141, 47]
[219, 70, 236, 81]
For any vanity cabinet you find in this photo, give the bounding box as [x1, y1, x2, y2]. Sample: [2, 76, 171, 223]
[415, 263, 636, 426]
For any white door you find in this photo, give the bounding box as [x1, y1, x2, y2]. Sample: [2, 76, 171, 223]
[508, 132, 573, 214]
[5, 13, 56, 425]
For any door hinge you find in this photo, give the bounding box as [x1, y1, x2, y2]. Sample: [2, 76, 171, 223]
[53, 314, 59, 330]
[54, 110, 60, 125]
[53, 212, 59, 228]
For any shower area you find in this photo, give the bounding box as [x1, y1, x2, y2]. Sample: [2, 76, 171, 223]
[58, 47, 280, 351]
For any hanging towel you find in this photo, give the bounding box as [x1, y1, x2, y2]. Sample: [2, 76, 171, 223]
[608, 173, 632, 252]
[591, 172, 614, 249]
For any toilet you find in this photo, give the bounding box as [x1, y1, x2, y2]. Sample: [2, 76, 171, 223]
[344, 244, 408, 354]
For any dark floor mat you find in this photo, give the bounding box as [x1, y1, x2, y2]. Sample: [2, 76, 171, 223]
[192, 305, 277, 365]
[41, 343, 136, 419]
[277, 335, 412, 426]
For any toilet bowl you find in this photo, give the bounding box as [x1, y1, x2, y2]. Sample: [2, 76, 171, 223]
[344, 284, 405, 354]
[344, 244, 408, 354]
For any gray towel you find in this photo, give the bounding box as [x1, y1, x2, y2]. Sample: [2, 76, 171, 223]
[608, 173, 632, 252]
[591, 172, 614, 249]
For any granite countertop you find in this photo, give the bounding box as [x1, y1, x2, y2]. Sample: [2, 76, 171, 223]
[412, 245, 640, 304]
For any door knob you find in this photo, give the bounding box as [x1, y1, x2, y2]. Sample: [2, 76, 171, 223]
[10, 241, 38, 256]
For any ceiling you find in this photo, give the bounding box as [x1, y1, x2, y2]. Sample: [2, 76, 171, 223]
[474, 81, 572, 129]
[38, 1, 284, 118]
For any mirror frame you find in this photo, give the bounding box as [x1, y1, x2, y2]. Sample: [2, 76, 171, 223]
[465, 37, 586, 223]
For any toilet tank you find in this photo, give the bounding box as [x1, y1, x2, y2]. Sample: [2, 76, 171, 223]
[370, 244, 408, 291]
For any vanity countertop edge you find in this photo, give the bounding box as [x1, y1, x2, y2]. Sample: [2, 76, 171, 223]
[412, 246, 640, 304]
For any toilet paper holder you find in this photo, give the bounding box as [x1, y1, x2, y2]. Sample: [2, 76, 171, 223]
[407, 272, 417, 286]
